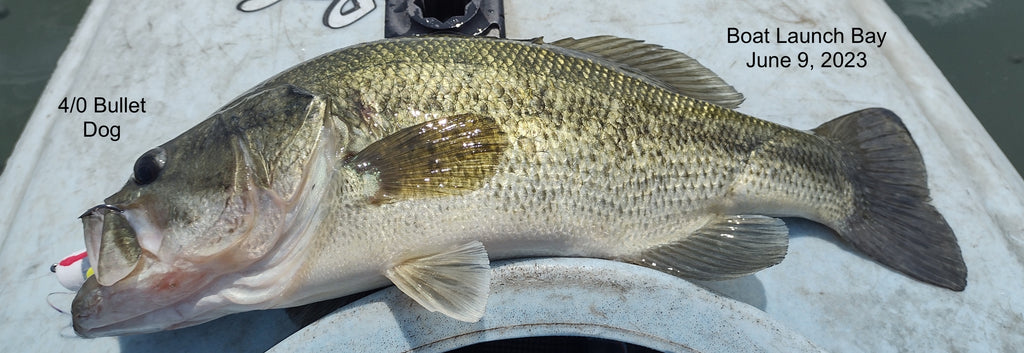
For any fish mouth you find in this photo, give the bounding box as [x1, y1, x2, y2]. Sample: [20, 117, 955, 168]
[71, 198, 292, 337]
[80, 204, 144, 287]
[74, 203, 149, 337]
[72, 203, 194, 337]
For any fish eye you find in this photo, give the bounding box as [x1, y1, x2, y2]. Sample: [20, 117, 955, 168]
[132, 147, 167, 185]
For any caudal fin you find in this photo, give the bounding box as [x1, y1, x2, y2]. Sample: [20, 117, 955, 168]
[813, 108, 967, 291]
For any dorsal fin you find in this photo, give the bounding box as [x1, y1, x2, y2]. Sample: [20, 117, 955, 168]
[549, 36, 744, 108]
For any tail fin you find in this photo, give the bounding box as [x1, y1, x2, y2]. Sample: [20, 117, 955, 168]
[813, 108, 967, 291]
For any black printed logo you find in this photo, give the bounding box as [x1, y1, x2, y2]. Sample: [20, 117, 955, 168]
[237, 0, 376, 29]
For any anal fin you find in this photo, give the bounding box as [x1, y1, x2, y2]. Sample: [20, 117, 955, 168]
[630, 215, 789, 281]
[385, 241, 492, 322]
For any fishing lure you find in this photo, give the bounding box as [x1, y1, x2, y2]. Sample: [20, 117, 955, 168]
[51, 249, 93, 291]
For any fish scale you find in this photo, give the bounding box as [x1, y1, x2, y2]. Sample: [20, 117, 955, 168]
[71, 35, 965, 337]
[276, 37, 806, 284]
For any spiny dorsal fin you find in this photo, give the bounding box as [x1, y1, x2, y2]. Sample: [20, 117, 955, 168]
[549, 36, 744, 108]
[347, 114, 507, 204]
[629, 215, 788, 280]
[385, 241, 492, 322]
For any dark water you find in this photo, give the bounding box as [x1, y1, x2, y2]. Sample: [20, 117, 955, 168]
[888, 0, 1024, 177]
[0, 1, 1021, 177]
[0, 0, 90, 175]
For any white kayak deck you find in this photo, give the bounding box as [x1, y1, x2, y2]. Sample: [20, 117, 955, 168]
[1, 0, 1022, 352]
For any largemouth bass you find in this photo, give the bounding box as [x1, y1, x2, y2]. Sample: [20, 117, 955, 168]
[71, 35, 967, 337]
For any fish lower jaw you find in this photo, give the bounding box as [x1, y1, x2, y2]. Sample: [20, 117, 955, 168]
[75, 297, 233, 337]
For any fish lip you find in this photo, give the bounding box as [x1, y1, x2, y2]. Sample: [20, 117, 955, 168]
[80, 205, 115, 283]
[71, 276, 103, 337]
[79, 204, 124, 219]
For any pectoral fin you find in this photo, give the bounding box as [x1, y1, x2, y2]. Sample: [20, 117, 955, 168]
[385, 241, 492, 322]
[347, 114, 507, 204]
[629, 215, 789, 280]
